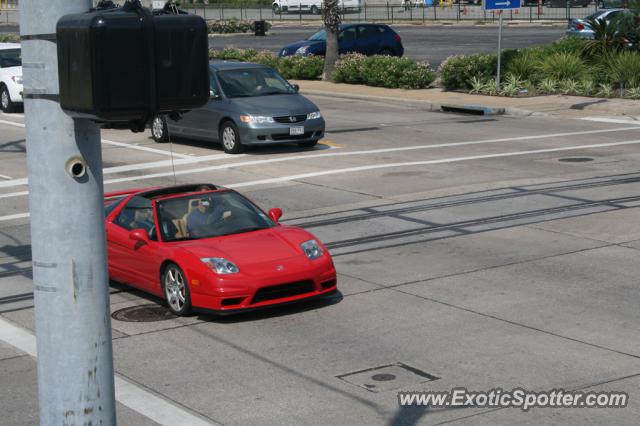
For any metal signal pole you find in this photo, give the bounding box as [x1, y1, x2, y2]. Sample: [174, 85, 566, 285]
[496, 11, 503, 90]
[20, 0, 116, 423]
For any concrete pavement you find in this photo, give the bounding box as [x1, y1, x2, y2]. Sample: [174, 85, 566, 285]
[294, 79, 640, 119]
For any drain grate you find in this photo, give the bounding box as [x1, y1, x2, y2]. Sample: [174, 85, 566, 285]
[337, 363, 438, 393]
[558, 157, 594, 163]
[112, 304, 176, 322]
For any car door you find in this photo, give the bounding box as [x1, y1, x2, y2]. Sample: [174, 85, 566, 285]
[177, 76, 223, 141]
[356, 25, 381, 56]
[338, 26, 359, 55]
[106, 196, 163, 292]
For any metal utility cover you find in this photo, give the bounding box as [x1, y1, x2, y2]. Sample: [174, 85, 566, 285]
[337, 363, 438, 393]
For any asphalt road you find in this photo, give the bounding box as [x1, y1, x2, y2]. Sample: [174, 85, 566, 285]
[1, 96, 640, 424]
[212, 24, 565, 66]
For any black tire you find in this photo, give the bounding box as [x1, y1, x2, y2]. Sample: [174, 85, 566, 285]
[151, 115, 169, 143]
[310, 5, 319, 14]
[378, 47, 395, 56]
[219, 121, 244, 154]
[272, 3, 281, 13]
[0, 85, 16, 113]
[298, 140, 318, 148]
[161, 263, 192, 316]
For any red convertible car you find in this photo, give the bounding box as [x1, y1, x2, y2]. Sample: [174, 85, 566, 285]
[104, 184, 337, 315]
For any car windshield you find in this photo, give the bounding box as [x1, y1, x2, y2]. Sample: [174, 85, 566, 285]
[216, 67, 297, 98]
[0, 48, 21, 68]
[308, 29, 326, 41]
[157, 191, 275, 242]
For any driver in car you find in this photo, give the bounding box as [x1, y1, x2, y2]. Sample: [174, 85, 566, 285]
[186, 198, 226, 234]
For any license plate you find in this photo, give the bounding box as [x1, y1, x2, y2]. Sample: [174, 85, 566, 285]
[289, 126, 304, 136]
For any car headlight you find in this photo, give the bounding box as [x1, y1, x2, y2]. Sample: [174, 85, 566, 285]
[11, 75, 22, 85]
[301, 240, 324, 260]
[201, 257, 240, 274]
[240, 115, 275, 124]
[307, 111, 322, 120]
[295, 45, 309, 55]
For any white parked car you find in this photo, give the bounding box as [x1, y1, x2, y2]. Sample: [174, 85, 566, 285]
[272, 0, 362, 15]
[0, 43, 23, 113]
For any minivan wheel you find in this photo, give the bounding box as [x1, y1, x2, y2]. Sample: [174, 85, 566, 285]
[378, 47, 394, 56]
[310, 5, 319, 14]
[272, 3, 281, 13]
[151, 116, 169, 142]
[220, 121, 244, 154]
[0, 85, 16, 113]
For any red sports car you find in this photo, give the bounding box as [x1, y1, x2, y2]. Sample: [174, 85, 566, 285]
[104, 184, 337, 315]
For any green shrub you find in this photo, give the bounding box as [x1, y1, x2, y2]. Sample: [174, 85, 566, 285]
[439, 53, 496, 90]
[580, 78, 596, 96]
[468, 76, 485, 94]
[207, 19, 272, 34]
[538, 52, 588, 82]
[209, 48, 322, 79]
[625, 87, 640, 99]
[596, 83, 614, 97]
[505, 49, 542, 83]
[500, 74, 524, 97]
[0, 34, 19, 43]
[545, 36, 588, 57]
[331, 53, 367, 85]
[276, 55, 324, 80]
[209, 47, 259, 61]
[333, 54, 435, 89]
[608, 51, 640, 88]
[537, 78, 558, 95]
[559, 79, 581, 95]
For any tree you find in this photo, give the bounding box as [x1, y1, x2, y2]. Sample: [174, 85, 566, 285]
[322, 0, 341, 80]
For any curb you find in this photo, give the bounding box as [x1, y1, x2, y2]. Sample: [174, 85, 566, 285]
[300, 89, 537, 117]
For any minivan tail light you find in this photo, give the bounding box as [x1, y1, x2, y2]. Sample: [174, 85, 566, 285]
[576, 23, 585, 30]
[394, 34, 401, 42]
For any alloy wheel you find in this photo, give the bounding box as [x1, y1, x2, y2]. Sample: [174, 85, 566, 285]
[222, 126, 236, 151]
[164, 266, 186, 313]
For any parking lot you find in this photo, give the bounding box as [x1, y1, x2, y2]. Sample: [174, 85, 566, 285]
[2, 92, 640, 423]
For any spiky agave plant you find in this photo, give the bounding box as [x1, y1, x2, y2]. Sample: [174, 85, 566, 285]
[582, 16, 627, 58]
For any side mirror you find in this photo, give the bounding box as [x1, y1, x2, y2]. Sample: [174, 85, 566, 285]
[292, 84, 300, 93]
[129, 229, 149, 243]
[268, 208, 283, 223]
[210, 90, 221, 99]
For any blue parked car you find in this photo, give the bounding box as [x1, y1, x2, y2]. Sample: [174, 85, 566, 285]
[279, 23, 404, 57]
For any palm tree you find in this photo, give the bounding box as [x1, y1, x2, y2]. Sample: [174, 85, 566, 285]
[322, 0, 341, 80]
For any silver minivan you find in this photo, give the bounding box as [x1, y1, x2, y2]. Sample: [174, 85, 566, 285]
[151, 61, 325, 154]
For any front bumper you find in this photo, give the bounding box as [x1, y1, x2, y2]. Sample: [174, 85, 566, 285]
[238, 117, 325, 145]
[189, 254, 337, 313]
[6, 80, 23, 104]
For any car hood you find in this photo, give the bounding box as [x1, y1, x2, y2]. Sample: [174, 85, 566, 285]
[232, 94, 318, 116]
[281, 40, 324, 54]
[179, 227, 305, 267]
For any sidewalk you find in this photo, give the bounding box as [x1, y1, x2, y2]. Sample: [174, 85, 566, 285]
[293, 79, 640, 119]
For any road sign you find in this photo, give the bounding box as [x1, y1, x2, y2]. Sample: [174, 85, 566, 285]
[484, 0, 521, 10]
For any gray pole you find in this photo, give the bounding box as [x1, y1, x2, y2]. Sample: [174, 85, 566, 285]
[20, 0, 116, 424]
[496, 10, 503, 90]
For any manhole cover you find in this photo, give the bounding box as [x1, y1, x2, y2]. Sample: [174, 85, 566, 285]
[372, 373, 397, 382]
[111, 304, 176, 322]
[558, 157, 594, 163]
[337, 363, 438, 393]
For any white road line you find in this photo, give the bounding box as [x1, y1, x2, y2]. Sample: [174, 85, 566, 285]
[3, 139, 640, 223]
[0, 174, 12, 180]
[101, 139, 193, 159]
[103, 128, 640, 185]
[581, 117, 640, 125]
[0, 317, 215, 426]
[0, 119, 193, 159]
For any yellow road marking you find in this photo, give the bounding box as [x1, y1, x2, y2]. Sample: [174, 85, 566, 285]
[321, 140, 342, 148]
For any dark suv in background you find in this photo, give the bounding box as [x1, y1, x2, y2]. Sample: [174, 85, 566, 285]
[279, 24, 404, 57]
